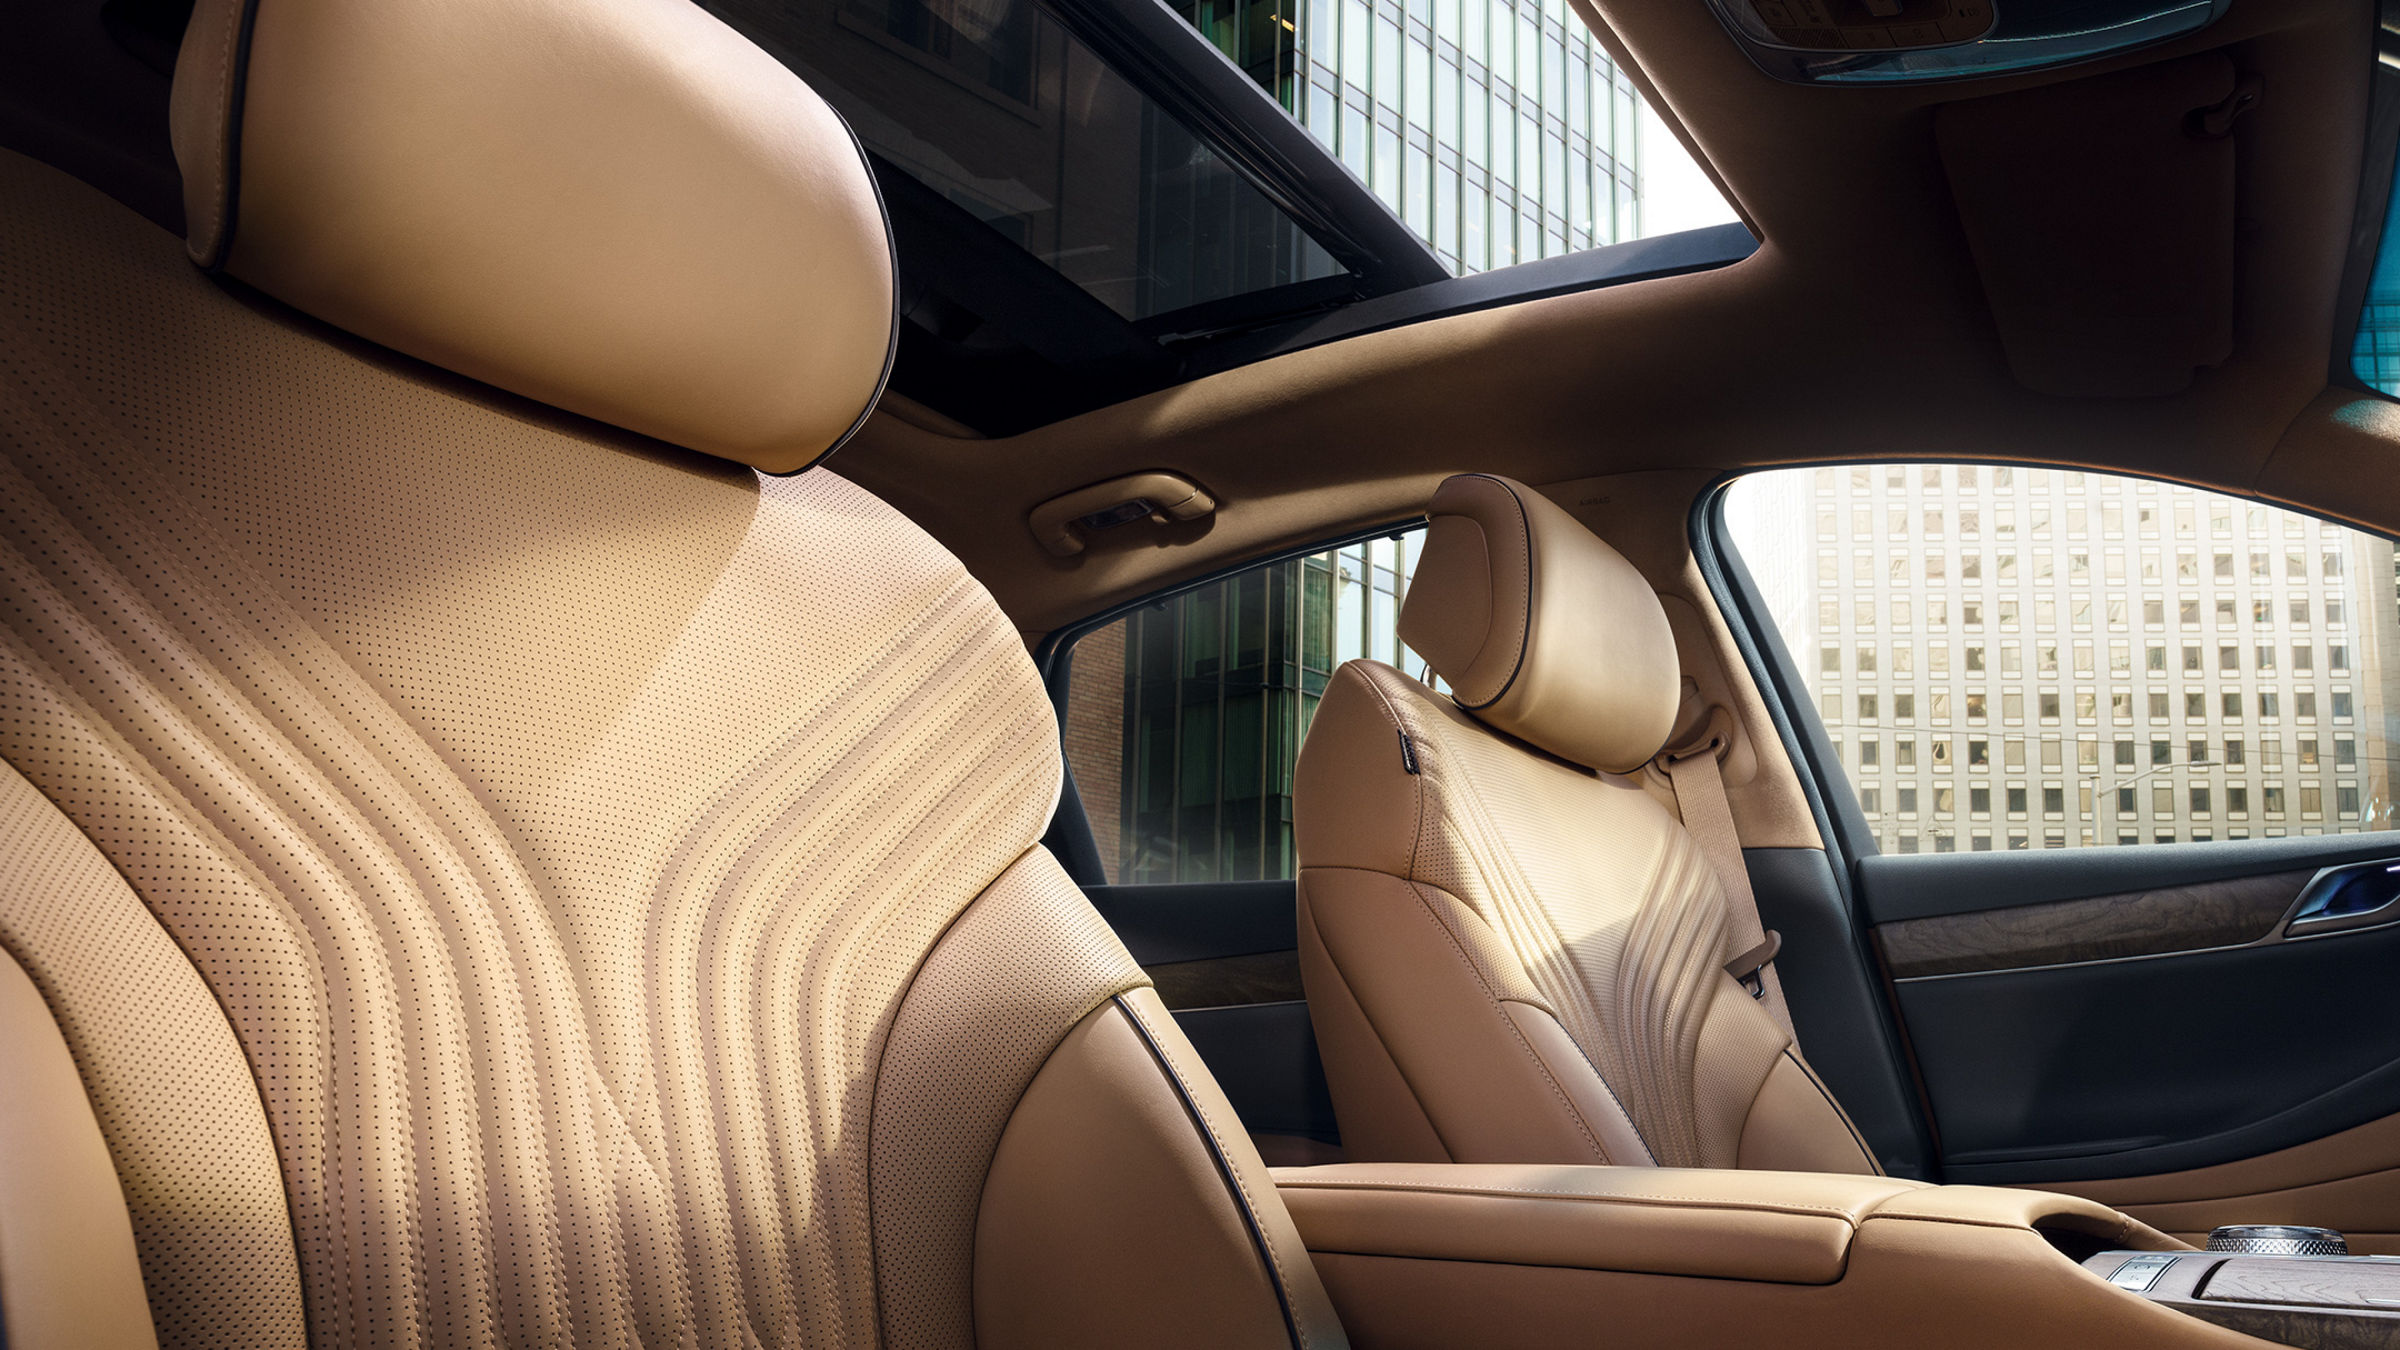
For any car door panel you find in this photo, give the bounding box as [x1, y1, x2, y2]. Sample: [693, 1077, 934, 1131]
[2032, 1112, 2400, 1254]
[1860, 844, 2400, 1191]
[1713, 463, 2400, 1245]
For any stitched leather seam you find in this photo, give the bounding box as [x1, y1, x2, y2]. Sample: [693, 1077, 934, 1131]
[1117, 994, 1312, 1350]
[198, 0, 264, 268]
[1398, 880, 1609, 1165]
[203, 0, 238, 254]
[1856, 1213, 2056, 1233]
[1299, 893, 1455, 1162]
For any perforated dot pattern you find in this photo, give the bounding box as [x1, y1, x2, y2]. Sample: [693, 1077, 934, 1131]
[869, 850, 1145, 1350]
[0, 147, 1078, 1350]
[0, 759, 308, 1350]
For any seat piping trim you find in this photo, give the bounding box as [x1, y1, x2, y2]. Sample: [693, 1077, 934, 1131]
[1114, 993, 1306, 1350]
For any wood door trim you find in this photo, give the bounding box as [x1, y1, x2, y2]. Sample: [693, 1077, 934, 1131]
[1873, 869, 2311, 978]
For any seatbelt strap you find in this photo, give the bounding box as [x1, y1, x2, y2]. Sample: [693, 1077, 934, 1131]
[1658, 700, 1796, 1038]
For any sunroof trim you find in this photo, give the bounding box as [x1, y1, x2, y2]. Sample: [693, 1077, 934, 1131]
[1179, 221, 1761, 376]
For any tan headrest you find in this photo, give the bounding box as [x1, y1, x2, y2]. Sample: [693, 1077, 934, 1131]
[168, 0, 895, 475]
[1397, 474, 1679, 774]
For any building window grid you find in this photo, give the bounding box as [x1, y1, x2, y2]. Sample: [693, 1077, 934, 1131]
[1273, 0, 1633, 274]
[1741, 467, 2395, 852]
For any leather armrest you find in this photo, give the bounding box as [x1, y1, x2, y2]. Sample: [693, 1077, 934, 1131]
[1270, 1165, 2262, 1350]
[1271, 1163, 1929, 1283]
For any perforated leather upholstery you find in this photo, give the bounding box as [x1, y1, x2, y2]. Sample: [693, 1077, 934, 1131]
[1295, 475, 1875, 1176]
[0, 4, 1346, 1338]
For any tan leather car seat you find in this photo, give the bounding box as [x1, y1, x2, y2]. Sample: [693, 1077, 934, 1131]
[1295, 473, 1877, 1176]
[0, 0, 1347, 1346]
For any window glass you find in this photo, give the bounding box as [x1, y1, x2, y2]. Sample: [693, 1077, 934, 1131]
[1724, 467, 2400, 850]
[1192, 0, 1733, 276]
[2356, 128, 2400, 394]
[711, 0, 1346, 321]
[1060, 530, 1430, 883]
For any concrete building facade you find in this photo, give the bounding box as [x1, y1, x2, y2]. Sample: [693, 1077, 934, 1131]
[1729, 464, 2400, 852]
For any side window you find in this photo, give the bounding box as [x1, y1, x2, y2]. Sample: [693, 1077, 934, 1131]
[1059, 529, 1429, 884]
[1723, 465, 2399, 853]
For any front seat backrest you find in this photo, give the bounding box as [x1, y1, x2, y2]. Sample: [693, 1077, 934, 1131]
[0, 0, 1344, 1345]
[1294, 473, 1876, 1176]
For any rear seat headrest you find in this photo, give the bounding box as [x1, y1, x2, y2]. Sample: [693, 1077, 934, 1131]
[168, 0, 895, 474]
[1396, 473, 1680, 774]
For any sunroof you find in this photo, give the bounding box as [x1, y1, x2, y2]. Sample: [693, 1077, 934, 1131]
[701, 0, 1755, 434]
[709, 0, 1347, 323]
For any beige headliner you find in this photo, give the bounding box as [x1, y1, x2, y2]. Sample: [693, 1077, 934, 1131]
[838, 0, 2385, 642]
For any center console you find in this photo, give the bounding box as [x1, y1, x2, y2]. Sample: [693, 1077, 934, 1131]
[1270, 1163, 2286, 1350]
[2086, 1246, 2400, 1349]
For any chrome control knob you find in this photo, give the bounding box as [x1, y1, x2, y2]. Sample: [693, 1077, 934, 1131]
[2206, 1225, 2349, 1256]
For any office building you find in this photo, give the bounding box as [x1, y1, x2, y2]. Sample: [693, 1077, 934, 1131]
[1731, 465, 2400, 852]
[1176, 0, 1644, 272]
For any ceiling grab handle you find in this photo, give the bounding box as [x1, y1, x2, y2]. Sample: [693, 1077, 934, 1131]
[1028, 472, 1217, 558]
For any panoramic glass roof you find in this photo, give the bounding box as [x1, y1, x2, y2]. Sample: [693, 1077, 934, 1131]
[710, 0, 1346, 323]
[701, 0, 1752, 434]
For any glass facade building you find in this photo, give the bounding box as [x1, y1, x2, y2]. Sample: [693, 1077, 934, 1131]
[1064, 534, 1425, 884]
[2352, 150, 2400, 394]
[1176, 0, 1643, 274]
